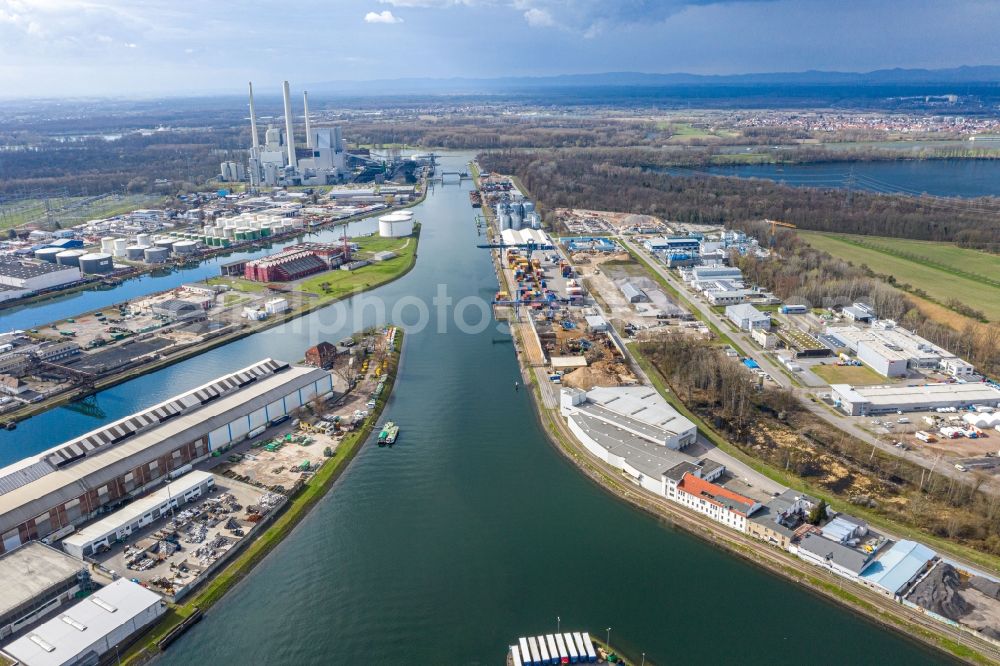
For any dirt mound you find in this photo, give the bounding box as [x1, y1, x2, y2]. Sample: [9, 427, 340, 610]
[970, 575, 1000, 600]
[906, 563, 971, 620]
[561, 366, 620, 390]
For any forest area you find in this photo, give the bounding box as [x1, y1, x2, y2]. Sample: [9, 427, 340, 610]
[478, 148, 1000, 251]
[640, 333, 1000, 557]
[0, 129, 242, 197]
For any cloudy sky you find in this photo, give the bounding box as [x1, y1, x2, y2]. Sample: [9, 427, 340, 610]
[0, 0, 998, 97]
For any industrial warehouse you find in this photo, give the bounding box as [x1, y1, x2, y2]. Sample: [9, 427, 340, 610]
[0, 359, 333, 553]
[0, 579, 165, 666]
[0, 257, 82, 303]
[0, 542, 89, 641]
[830, 382, 1000, 416]
[825, 320, 975, 378]
[559, 386, 700, 494]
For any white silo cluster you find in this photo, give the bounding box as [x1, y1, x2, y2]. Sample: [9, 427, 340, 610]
[378, 211, 414, 238]
[205, 213, 300, 246]
[495, 199, 540, 231]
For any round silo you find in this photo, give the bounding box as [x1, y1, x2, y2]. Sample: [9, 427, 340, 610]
[136, 233, 151, 247]
[79, 252, 114, 274]
[55, 249, 86, 267]
[34, 247, 62, 263]
[112, 238, 128, 257]
[172, 240, 198, 255]
[143, 246, 169, 264]
[100, 237, 115, 253]
[55, 249, 84, 267]
[125, 245, 146, 260]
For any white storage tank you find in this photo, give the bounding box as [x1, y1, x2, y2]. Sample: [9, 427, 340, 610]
[112, 238, 128, 257]
[55, 249, 86, 267]
[172, 240, 198, 255]
[79, 252, 114, 274]
[144, 246, 170, 263]
[136, 233, 151, 246]
[125, 245, 146, 260]
[34, 247, 62, 263]
[154, 237, 175, 250]
[378, 212, 414, 238]
[100, 236, 115, 253]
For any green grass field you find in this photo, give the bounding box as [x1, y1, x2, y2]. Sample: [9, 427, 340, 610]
[811, 363, 886, 386]
[798, 231, 1000, 322]
[297, 234, 417, 298]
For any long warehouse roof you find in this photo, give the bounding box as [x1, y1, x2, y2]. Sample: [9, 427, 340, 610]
[0, 361, 329, 535]
[832, 382, 1000, 406]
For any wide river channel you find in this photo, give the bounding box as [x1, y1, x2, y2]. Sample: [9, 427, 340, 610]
[0, 153, 950, 664]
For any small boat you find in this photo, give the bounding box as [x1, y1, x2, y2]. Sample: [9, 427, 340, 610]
[4, 421, 15, 431]
[385, 422, 399, 446]
[377, 421, 396, 447]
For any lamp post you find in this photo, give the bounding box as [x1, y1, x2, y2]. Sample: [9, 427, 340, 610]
[557, 616, 560, 633]
[606, 627, 611, 648]
[641, 652, 646, 666]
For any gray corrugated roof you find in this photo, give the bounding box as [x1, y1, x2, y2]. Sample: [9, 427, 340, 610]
[798, 532, 871, 573]
[0, 361, 324, 536]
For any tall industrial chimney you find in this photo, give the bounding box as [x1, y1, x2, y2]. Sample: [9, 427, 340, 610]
[282, 80, 297, 168]
[303, 91, 313, 149]
[248, 82, 260, 151]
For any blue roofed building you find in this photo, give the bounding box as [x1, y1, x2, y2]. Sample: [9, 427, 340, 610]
[859, 540, 936, 598]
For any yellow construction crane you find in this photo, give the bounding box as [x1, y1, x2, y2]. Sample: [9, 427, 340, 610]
[765, 219, 797, 234]
[765, 219, 797, 246]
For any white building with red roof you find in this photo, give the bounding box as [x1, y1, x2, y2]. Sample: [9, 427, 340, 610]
[666, 472, 762, 532]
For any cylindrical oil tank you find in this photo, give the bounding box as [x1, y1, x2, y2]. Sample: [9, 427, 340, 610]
[172, 240, 198, 255]
[143, 246, 169, 263]
[79, 252, 114, 274]
[112, 238, 128, 257]
[100, 237, 115, 253]
[136, 233, 151, 246]
[125, 245, 146, 260]
[378, 213, 414, 238]
[154, 237, 175, 250]
[34, 247, 62, 263]
[224, 227, 236, 239]
[56, 249, 86, 266]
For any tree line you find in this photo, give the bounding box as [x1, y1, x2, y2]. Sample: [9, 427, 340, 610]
[640, 332, 1000, 556]
[478, 148, 1000, 251]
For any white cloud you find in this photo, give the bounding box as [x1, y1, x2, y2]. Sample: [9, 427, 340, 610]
[379, 0, 477, 6]
[522, 7, 553, 26]
[124, 41, 136, 47]
[364, 9, 403, 22]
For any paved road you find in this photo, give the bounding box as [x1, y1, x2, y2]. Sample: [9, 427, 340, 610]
[623, 237, 999, 494]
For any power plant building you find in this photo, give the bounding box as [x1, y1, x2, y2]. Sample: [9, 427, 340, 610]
[0, 359, 333, 554]
[246, 81, 348, 187]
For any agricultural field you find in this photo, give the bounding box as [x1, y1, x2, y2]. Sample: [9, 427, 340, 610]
[811, 362, 886, 386]
[798, 231, 1000, 322]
